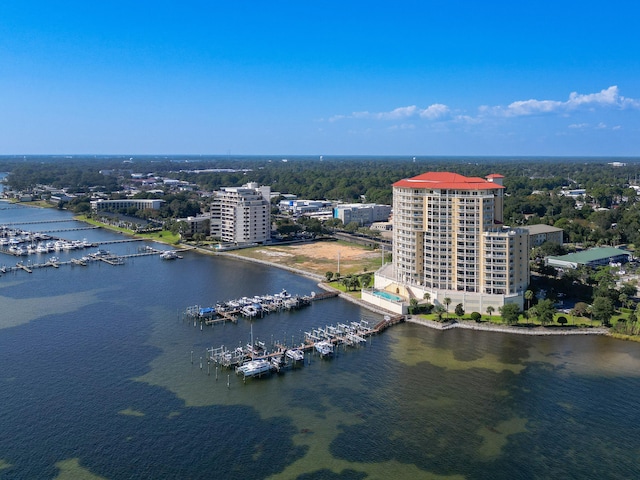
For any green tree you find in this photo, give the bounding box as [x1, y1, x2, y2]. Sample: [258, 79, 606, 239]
[409, 298, 419, 314]
[325, 271, 334, 282]
[454, 303, 465, 318]
[591, 296, 614, 326]
[486, 305, 495, 317]
[531, 298, 556, 325]
[434, 305, 446, 322]
[572, 302, 589, 320]
[470, 311, 482, 323]
[499, 303, 520, 325]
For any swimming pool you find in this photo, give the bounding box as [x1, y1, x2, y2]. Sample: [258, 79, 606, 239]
[373, 290, 403, 302]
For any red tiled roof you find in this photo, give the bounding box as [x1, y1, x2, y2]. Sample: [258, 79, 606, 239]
[486, 173, 504, 179]
[393, 172, 504, 190]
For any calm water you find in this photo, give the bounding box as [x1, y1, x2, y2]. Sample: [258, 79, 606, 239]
[1, 202, 640, 479]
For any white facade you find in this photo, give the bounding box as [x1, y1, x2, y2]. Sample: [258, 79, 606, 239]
[90, 198, 165, 211]
[211, 183, 271, 244]
[373, 172, 529, 312]
[279, 199, 332, 214]
[334, 203, 391, 226]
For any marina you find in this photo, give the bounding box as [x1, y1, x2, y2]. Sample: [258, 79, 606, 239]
[204, 315, 402, 380]
[0, 221, 188, 275]
[183, 289, 338, 325]
[0, 246, 185, 274]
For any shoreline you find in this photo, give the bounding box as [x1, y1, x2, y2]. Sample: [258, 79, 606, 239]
[13, 206, 615, 340]
[405, 316, 610, 336]
[213, 249, 613, 337]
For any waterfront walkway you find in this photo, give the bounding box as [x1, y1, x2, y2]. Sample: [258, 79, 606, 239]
[406, 317, 609, 336]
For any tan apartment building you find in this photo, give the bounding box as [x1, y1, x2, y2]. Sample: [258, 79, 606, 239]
[211, 182, 271, 245]
[369, 172, 529, 314]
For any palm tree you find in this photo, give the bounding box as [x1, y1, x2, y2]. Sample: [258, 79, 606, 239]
[525, 290, 534, 311]
[423, 292, 431, 303]
[434, 305, 446, 322]
[443, 297, 451, 319]
[486, 305, 495, 318]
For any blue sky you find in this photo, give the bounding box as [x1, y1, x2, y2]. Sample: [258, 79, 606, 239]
[1, 1, 639, 156]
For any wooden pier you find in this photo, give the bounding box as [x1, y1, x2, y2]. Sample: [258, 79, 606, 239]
[15, 263, 32, 273]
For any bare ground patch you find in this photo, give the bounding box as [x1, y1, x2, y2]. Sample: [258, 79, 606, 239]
[235, 241, 381, 276]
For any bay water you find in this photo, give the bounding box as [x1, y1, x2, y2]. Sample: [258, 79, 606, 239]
[1, 202, 640, 479]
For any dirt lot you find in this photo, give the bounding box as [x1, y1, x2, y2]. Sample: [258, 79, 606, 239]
[236, 240, 383, 277]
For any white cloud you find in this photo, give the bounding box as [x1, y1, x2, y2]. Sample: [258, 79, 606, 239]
[568, 122, 624, 131]
[388, 123, 416, 131]
[419, 103, 449, 119]
[490, 86, 640, 117]
[332, 103, 450, 122]
[328, 86, 639, 125]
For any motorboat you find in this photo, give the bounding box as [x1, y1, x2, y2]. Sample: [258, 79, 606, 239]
[236, 359, 272, 377]
[314, 341, 334, 357]
[241, 304, 262, 317]
[285, 349, 305, 362]
[160, 250, 179, 260]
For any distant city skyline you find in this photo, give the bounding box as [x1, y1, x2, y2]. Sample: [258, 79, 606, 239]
[1, 1, 639, 156]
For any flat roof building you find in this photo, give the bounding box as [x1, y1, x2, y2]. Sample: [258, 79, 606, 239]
[546, 247, 632, 269]
[90, 199, 165, 212]
[521, 224, 564, 246]
[211, 182, 271, 245]
[333, 203, 391, 226]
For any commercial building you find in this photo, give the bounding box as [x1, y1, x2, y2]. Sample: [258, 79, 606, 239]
[211, 182, 271, 245]
[333, 203, 391, 226]
[369, 172, 529, 314]
[521, 224, 564, 247]
[90, 198, 165, 212]
[279, 199, 333, 215]
[546, 247, 632, 269]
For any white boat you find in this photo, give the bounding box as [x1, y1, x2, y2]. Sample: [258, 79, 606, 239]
[315, 341, 334, 357]
[241, 303, 262, 317]
[160, 250, 179, 260]
[236, 359, 272, 377]
[285, 349, 305, 362]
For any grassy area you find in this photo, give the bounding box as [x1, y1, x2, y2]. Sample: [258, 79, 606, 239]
[75, 215, 181, 245]
[22, 200, 56, 208]
[136, 230, 181, 244]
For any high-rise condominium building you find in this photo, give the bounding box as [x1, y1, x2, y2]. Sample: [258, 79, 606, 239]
[211, 182, 271, 245]
[373, 172, 529, 312]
